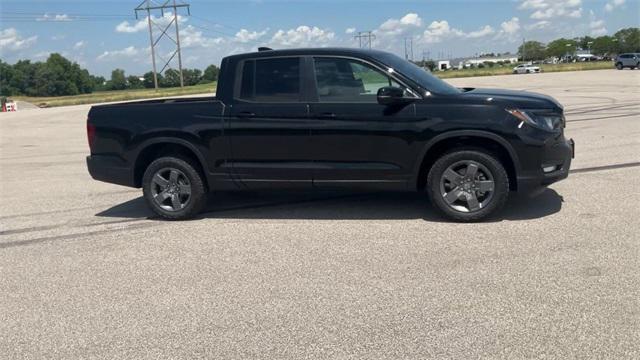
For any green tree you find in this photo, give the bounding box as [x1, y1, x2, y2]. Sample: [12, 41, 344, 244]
[546, 38, 578, 58]
[90, 75, 107, 91]
[127, 75, 144, 89]
[201, 64, 220, 83]
[142, 72, 160, 88]
[578, 36, 595, 51]
[614, 27, 640, 53]
[0, 60, 17, 96]
[182, 68, 202, 86]
[109, 69, 127, 91]
[592, 36, 619, 56]
[162, 68, 181, 88]
[518, 41, 546, 61]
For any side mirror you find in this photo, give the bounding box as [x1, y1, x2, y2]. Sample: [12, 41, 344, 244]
[377, 86, 411, 106]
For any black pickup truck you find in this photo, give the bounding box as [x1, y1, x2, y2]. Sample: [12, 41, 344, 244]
[87, 47, 574, 221]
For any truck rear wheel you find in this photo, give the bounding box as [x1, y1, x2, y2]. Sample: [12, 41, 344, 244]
[427, 150, 509, 222]
[142, 156, 207, 220]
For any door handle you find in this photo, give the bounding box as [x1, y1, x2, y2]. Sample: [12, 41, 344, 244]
[318, 112, 336, 119]
[237, 111, 256, 118]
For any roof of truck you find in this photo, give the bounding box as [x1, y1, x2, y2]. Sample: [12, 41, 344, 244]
[223, 47, 394, 61]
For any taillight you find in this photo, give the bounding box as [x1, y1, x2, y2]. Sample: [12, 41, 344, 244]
[87, 122, 96, 150]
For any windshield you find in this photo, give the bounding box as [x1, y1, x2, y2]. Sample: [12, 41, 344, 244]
[376, 52, 461, 96]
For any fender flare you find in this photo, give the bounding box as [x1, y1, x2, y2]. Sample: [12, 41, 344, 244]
[132, 136, 210, 176]
[411, 130, 521, 187]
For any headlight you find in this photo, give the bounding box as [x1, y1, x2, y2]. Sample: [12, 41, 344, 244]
[506, 109, 564, 132]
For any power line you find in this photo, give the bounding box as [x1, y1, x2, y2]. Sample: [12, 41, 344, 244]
[189, 14, 243, 32]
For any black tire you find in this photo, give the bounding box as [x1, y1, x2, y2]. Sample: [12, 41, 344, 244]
[142, 156, 207, 220]
[427, 150, 509, 222]
[616, 62, 623, 70]
[526, 69, 531, 74]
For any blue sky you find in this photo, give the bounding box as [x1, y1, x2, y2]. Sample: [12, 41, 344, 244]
[1, 0, 638, 77]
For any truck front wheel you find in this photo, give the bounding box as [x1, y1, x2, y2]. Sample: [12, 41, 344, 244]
[142, 156, 207, 220]
[427, 150, 509, 222]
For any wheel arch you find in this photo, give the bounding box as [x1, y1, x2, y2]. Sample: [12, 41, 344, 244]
[414, 131, 520, 191]
[133, 138, 209, 188]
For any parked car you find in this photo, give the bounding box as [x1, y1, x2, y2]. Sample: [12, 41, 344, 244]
[513, 64, 541, 74]
[615, 53, 640, 70]
[87, 48, 574, 222]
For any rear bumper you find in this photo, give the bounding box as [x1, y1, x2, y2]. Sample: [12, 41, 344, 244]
[87, 155, 136, 188]
[517, 138, 574, 192]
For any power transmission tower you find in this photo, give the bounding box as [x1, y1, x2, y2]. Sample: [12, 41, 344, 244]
[135, 0, 190, 89]
[404, 38, 414, 61]
[354, 31, 375, 49]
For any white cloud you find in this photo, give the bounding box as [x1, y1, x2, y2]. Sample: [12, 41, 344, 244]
[97, 46, 143, 61]
[501, 17, 521, 34]
[180, 25, 225, 48]
[467, 25, 495, 38]
[519, 0, 583, 19]
[0, 28, 38, 52]
[525, 20, 551, 30]
[270, 26, 335, 47]
[234, 29, 268, 43]
[421, 20, 495, 43]
[116, 13, 185, 33]
[37, 14, 72, 22]
[116, 20, 147, 33]
[589, 11, 608, 36]
[345, 27, 356, 34]
[73, 40, 86, 49]
[605, 0, 625, 12]
[422, 20, 463, 43]
[378, 13, 423, 36]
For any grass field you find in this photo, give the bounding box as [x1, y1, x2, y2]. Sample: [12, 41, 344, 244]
[9, 61, 614, 108]
[11, 82, 217, 108]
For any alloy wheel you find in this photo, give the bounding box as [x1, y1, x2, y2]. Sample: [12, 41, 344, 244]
[439, 160, 495, 213]
[150, 168, 192, 212]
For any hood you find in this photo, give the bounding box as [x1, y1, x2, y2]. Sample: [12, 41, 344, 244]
[462, 88, 563, 111]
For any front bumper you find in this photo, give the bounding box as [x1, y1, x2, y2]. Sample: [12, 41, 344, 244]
[87, 155, 136, 188]
[517, 138, 574, 192]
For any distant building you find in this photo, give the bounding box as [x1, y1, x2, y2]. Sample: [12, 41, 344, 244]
[437, 60, 451, 71]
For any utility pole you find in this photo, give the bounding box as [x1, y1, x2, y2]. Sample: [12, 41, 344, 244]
[135, 0, 191, 89]
[354, 31, 375, 49]
[522, 37, 526, 62]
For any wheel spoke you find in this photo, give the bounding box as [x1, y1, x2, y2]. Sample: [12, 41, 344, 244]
[443, 188, 462, 204]
[169, 170, 179, 183]
[478, 180, 495, 192]
[152, 173, 169, 187]
[154, 190, 170, 203]
[171, 194, 182, 210]
[443, 168, 462, 183]
[179, 184, 191, 195]
[465, 163, 479, 179]
[466, 193, 481, 211]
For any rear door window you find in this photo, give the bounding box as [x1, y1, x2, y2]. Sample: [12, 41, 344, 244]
[238, 57, 301, 102]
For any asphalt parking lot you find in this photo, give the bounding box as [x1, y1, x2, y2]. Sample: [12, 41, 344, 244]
[1, 69, 639, 359]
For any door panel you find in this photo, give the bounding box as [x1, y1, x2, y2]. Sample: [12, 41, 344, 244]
[226, 57, 312, 189]
[309, 102, 418, 190]
[308, 56, 422, 190]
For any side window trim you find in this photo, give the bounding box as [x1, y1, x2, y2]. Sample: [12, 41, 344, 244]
[233, 56, 305, 104]
[310, 56, 421, 103]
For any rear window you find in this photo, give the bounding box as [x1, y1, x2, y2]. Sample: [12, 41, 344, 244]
[238, 57, 301, 102]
